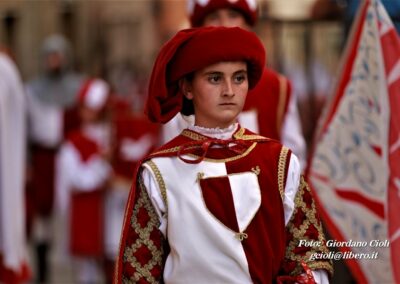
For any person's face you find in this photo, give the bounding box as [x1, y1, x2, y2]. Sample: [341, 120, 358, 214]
[182, 61, 248, 129]
[79, 105, 102, 124]
[202, 8, 250, 29]
[45, 52, 65, 74]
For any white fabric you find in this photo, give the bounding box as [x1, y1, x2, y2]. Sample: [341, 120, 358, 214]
[104, 185, 129, 259]
[312, 269, 330, 284]
[26, 85, 63, 147]
[143, 158, 252, 284]
[83, 79, 109, 110]
[228, 172, 261, 231]
[143, 124, 328, 282]
[0, 53, 29, 271]
[55, 140, 111, 215]
[142, 125, 299, 283]
[161, 114, 194, 144]
[120, 134, 155, 161]
[281, 93, 307, 172]
[188, 122, 238, 139]
[237, 109, 259, 133]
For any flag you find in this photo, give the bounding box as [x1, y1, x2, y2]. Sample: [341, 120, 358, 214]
[306, 0, 400, 282]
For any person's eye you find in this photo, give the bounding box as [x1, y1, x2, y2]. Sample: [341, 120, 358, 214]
[208, 74, 221, 83]
[233, 73, 247, 84]
[228, 10, 242, 19]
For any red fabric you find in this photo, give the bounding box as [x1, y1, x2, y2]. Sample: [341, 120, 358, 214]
[115, 127, 287, 283]
[70, 189, 104, 256]
[29, 145, 57, 217]
[112, 113, 160, 179]
[244, 68, 292, 140]
[224, 138, 287, 283]
[77, 79, 94, 105]
[200, 176, 239, 232]
[27, 108, 82, 220]
[63, 105, 81, 138]
[189, 0, 257, 27]
[0, 254, 31, 284]
[145, 26, 265, 123]
[380, 9, 400, 284]
[67, 131, 100, 162]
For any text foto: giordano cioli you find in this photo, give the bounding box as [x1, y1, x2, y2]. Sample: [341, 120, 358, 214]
[298, 239, 390, 248]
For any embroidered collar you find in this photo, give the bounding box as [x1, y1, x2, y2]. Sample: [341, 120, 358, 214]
[181, 124, 266, 142]
[187, 123, 238, 140]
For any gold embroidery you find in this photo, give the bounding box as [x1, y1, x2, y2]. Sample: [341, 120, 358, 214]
[251, 166, 260, 175]
[197, 172, 205, 182]
[123, 176, 164, 283]
[181, 127, 267, 141]
[151, 146, 180, 157]
[235, 232, 249, 241]
[233, 127, 267, 140]
[284, 176, 333, 276]
[181, 129, 208, 141]
[278, 146, 289, 200]
[145, 160, 168, 210]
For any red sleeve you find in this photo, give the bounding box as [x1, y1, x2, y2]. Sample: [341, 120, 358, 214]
[114, 172, 167, 284]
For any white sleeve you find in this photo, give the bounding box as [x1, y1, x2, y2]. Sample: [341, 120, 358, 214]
[312, 269, 330, 284]
[161, 114, 194, 144]
[281, 95, 307, 172]
[141, 165, 167, 236]
[55, 147, 72, 216]
[282, 153, 301, 225]
[57, 142, 111, 192]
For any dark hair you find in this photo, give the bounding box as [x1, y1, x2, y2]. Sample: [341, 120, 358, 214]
[180, 73, 195, 116]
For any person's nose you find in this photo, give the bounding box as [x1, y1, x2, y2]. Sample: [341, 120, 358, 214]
[222, 80, 235, 97]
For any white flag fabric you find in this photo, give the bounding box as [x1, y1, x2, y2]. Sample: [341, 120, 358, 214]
[307, 0, 400, 283]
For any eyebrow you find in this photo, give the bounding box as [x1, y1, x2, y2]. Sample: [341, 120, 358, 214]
[203, 69, 247, 76]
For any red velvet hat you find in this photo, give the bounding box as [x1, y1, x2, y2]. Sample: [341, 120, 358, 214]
[145, 26, 265, 123]
[188, 0, 258, 27]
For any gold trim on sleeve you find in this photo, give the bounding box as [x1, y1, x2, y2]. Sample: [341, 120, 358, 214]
[278, 146, 289, 200]
[145, 160, 168, 211]
[284, 176, 333, 276]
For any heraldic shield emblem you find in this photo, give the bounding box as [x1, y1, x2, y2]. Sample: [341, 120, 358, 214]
[199, 171, 261, 236]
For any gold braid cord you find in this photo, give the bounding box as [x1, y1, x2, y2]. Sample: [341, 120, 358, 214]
[122, 175, 165, 284]
[280, 176, 333, 277]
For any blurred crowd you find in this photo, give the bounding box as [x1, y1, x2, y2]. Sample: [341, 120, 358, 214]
[1, 0, 400, 283]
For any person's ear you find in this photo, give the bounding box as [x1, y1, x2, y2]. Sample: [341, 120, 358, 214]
[179, 78, 194, 100]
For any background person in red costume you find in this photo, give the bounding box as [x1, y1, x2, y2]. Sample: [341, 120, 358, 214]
[161, 0, 307, 171]
[115, 26, 332, 283]
[55, 78, 112, 283]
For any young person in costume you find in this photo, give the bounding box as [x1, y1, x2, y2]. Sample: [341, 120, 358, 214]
[115, 26, 332, 283]
[161, 0, 307, 170]
[55, 78, 112, 283]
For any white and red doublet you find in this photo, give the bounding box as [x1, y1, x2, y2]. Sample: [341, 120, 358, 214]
[56, 124, 111, 257]
[116, 125, 332, 283]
